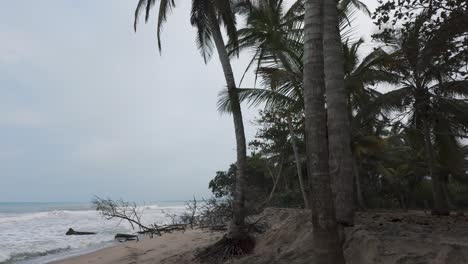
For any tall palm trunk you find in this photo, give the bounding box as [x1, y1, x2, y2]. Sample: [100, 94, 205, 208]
[208, 8, 248, 239]
[422, 118, 449, 215]
[353, 158, 366, 209]
[323, 0, 355, 226]
[287, 114, 309, 209]
[303, 0, 345, 262]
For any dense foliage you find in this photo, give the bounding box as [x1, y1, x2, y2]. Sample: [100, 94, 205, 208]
[209, 0, 468, 212]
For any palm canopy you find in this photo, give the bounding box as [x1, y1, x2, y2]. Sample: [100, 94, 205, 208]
[225, 0, 368, 86]
[369, 13, 468, 184]
[134, 0, 239, 62]
[217, 0, 380, 113]
[372, 13, 468, 133]
[218, 38, 393, 118]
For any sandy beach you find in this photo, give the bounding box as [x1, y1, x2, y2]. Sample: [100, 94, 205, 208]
[50, 208, 468, 264]
[50, 229, 223, 264]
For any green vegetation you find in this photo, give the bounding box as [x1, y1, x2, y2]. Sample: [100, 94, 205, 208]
[212, 0, 468, 213]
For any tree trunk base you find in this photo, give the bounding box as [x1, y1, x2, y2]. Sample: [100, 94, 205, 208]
[195, 235, 255, 264]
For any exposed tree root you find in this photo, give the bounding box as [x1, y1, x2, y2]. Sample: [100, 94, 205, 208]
[195, 235, 255, 264]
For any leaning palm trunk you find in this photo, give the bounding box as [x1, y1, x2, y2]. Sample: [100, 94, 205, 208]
[303, 0, 345, 262]
[208, 8, 249, 239]
[323, 0, 355, 226]
[287, 114, 309, 209]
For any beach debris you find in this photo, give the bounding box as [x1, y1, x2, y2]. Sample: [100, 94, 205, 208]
[93, 197, 188, 238]
[115, 233, 139, 242]
[66, 228, 96, 235]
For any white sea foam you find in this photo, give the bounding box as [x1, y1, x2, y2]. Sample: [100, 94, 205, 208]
[0, 203, 186, 264]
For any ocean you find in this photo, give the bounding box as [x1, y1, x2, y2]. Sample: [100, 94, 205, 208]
[0, 201, 187, 264]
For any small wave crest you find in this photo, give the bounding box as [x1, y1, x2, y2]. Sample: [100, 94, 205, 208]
[0, 209, 95, 224]
[142, 204, 160, 210]
[0, 247, 71, 264]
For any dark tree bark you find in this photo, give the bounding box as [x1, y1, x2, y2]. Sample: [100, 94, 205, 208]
[353, 158, 366, 209]
[287, 114, 310, 209]
[303, 0, 346, 262]
[422, 119, 450, 215]
[208, 8, 249, 239]
[323, 0, 355, 226]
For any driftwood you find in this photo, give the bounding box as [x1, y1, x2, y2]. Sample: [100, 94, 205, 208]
[66, 228, 96, 236]
[115, 233, 139, 242]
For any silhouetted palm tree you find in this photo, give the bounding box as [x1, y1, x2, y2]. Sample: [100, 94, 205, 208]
[134, 0, 251, 243]
[373, 13, 468, 215]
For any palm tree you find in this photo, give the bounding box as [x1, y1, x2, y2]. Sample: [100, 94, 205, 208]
[323, 0, 358, 226]
[220, 0, 373, 213]
[303, 0, 345, 261]
[343, 39, 399, 209]
[373, 13, 468, 215]
[219, 20, 392, 213]
[228, 0, 370, 222]
[224, 0, 308, 207]
[134, 0, 252, 245]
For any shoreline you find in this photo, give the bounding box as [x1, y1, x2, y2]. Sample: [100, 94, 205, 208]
[36, 241, 117, 264]
[0, 201, 188, 264]
[15, 208, 468, 264]
[48, 229, 223, 264]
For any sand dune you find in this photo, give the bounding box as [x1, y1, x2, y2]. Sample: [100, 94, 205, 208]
[52, 208, 468, 264]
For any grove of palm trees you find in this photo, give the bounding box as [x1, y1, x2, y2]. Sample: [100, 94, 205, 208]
[130, 0, 468, 263]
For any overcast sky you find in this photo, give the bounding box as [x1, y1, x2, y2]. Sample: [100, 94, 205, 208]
[0, 0, 378, 203]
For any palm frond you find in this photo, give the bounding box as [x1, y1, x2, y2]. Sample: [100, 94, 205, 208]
[156, 0, 176, 50]
[436, 81, 468, 98]
[214, 0, 239, 55]
[134, 0, 148, 32]
[134, 0, 176, 51]
[217, 87, 297, 113]
[190, 0, 214, 63]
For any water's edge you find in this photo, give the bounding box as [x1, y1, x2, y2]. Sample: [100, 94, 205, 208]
[0, 202, 186, 264]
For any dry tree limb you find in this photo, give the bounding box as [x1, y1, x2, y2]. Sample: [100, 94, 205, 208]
[92, 197, 153, 231]
[92, 196, 187, 238]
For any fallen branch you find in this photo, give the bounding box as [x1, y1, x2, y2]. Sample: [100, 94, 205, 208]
[93, 196, 192, 239]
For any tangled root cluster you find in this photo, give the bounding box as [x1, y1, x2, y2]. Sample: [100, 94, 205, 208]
[195, 235, 255, 263]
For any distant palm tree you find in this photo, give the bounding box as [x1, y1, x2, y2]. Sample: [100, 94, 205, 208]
[134, 0, 251, 243]
[373, 13, 468, 215]
[343, 39, 399, 209]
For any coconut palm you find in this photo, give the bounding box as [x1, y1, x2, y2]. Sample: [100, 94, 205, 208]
[373, 13, 468, 215]
[227, 0, 370, 224]
[219, 39, 393, 211]
[303, 0, 345, 261]
[134, 0, 252, 248]
[219, 0, 373, 213]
